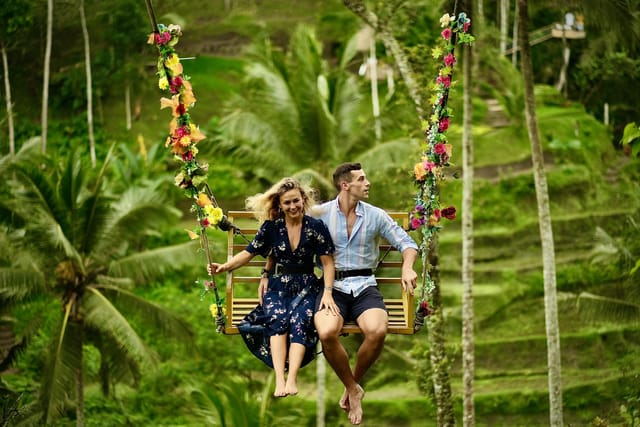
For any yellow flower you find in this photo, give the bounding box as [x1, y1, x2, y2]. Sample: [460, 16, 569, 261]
[164, 54, 183, 75]
[179, 136, 191, 147]
[158, 76, 169, 90]
[205, 206, 224, 225]
[210, 304, 225, 317]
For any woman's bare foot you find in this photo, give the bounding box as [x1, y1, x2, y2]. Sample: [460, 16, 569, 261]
[339, 388, 349, 411]
[347, 384, 365, 425]
[273, 379, 288, 397]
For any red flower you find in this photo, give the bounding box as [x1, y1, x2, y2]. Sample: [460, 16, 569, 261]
[463, 22, 471, 32]
[441, 206, 456, 220]
[443, 53, 456, 67]
[176, 103, 186, 116]
[436, 75, 451, 88]
[439, 117, 450, 132]
[419, 300, 433, 316]
[170, 76, 183, 94]
[441, 28, 452, 40]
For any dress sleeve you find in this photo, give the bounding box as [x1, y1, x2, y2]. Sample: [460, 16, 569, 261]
[313, 218, 335, 256]
[246, 220, 273, 258]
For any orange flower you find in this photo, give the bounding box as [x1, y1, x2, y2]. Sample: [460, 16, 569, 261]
[181, 80, 196, 106]
[197, 192, 212, 208]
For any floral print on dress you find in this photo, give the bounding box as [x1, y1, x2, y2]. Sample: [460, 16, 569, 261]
[239, 215, 334, 369]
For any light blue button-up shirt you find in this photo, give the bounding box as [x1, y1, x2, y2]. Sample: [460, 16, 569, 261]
[313, 198, 418, 296]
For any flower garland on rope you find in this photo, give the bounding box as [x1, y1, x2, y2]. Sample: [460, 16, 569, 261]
[411, 13, 474, 331]
[148, 24, 228, 332]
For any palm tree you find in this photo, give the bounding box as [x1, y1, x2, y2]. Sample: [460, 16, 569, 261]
[0, 148, 200, 426]
[517, 1, 563, 425]
[210, 24, 418, 194]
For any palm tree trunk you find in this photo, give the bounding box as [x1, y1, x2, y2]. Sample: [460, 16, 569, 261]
[79, 0, 96, 167]
[316, 351, 326, 427]
[499, 0, 509, 54]
[461, 31, 475, 427]
[1, 46, 15, 158]
[125, 83, 132, 130]
[41, 0, 53, 155]
[517, 1, 564, 425]
[342, 0, 425, 122]
[426, 236, 455, 426]
[76, 325, 85, 427]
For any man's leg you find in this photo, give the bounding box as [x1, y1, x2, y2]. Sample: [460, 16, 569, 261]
[353, 308, 388, 383]
[314, 311, 364, 417]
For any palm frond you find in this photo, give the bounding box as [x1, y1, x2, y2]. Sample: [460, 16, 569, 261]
[577, 292, 640, 324]
[357, 137, 421, 171]
[82, 288, 156, 367]
[107, 240, 205, 283]
[88, 284, 193, 343]
[10, 161, 72, 238]
[292, 169, 335, 201]
[39, 304, 82, 425]
[0, 269, 45, 302]
[95, 186, 182, 258]
[87, 328, 141, 393]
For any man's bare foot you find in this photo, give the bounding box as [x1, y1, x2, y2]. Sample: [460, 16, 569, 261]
[347, 384, 365, 425]
[339, 388, 349, 412]
[284, 380, 298, 396]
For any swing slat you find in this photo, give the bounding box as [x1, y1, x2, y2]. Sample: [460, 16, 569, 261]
[223, 211, 415, 335]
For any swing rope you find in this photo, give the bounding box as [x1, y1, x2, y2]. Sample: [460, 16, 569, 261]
[410, 6, 474, 332]
[144, 0, 236, 333]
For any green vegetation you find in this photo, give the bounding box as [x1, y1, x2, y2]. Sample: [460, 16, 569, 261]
[0, 0, 639, 426]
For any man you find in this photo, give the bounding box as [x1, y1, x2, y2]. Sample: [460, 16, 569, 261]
[313, 162, 418, 425]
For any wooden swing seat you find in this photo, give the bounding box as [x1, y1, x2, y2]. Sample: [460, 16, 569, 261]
[223, 211, 415, 335]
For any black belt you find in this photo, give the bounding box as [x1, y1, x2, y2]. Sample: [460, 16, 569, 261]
[272, 264, 315, 275]
[335, 269, 373, 280]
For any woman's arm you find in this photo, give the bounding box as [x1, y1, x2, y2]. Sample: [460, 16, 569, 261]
[209, 250, 254, 274]
[316, 254, 339, 315]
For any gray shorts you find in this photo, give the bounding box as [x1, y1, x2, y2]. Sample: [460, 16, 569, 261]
[317, 286, 386, 322]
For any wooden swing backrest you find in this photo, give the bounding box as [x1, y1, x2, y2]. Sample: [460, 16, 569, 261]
[223, 211, 415, 335]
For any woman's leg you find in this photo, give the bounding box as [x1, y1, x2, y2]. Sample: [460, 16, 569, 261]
[284, 343, 305, 395]
[270, 334, 288, 397]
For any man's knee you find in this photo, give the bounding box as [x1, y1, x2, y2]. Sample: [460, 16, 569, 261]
[315, 315, 342, 342]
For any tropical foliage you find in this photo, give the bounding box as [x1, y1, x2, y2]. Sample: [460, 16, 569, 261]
[0, 146, 201, 424]
[208, 24, 419, 196]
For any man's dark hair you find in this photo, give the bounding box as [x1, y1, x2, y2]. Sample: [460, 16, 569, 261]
[332, 162, 362, 192]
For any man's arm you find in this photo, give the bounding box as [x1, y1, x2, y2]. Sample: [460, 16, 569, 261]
[400, 248, 418, 295]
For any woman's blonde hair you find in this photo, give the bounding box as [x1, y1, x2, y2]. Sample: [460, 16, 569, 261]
[245, 177, 317, 223]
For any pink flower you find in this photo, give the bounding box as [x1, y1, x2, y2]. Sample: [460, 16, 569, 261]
[444, 53, 456, 67]
[441, 28, 452, 40]
[433, 208, 441, 220]
[439, 117, 450, 132]
[423, 160, 436, 173]
[434, 143, 447, 155]
[182, 151, 193, 161]
[436, 75, 451, 88]
[441, 206, 456, 220]
[463, 22, 471, 32]
[410, 217, 423, 230]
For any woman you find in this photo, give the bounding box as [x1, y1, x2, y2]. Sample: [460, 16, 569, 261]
[210, 178, 338, 397]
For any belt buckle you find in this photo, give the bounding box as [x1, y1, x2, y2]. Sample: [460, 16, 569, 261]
[274, 264, 283, 275]
[336, 270, 345, 280]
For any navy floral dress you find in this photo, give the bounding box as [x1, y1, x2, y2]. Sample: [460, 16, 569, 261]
[239, 215, 334, 368]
